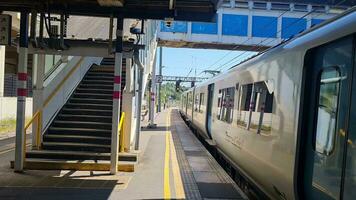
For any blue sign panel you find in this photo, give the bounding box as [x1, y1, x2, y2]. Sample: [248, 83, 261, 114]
[282, 17, 307, 39]
[222, 14, 248, 36]
[311, 18, 325, 27]
[160, 21, 188, 33]
[192, 21, 218, 34]
[252, 16, 278, 38]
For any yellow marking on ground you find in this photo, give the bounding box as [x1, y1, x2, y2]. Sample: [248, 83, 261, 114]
[164, 111, 171, 199]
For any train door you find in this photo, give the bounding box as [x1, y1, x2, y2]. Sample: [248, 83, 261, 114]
[299, 35, 355, 199]
[206, 84, 214, 138]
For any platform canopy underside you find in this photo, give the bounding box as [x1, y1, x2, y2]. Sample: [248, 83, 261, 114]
[0, 0, 218, 22]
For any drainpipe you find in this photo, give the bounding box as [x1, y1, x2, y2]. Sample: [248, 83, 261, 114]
[133, 49, 144, 150]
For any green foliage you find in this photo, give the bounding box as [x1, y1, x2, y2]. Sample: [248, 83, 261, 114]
[160, 82, 186, 104]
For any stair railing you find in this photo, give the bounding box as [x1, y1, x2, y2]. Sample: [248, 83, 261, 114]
[23, 110, 42, 159]
[119, 112, 126, 152]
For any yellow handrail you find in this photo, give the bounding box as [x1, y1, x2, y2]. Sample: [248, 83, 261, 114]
[119, 112, 125, 152]
[23, 110, 42, 160]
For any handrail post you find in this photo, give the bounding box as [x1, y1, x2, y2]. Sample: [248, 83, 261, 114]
[36, 111, 42, 149]
[119, 112, 125, 152]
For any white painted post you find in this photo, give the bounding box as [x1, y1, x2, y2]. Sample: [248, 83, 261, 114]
[0, 46, 5, 97]
[32, 54, 45, 148]
[122, 58, 134, 151]
[14, 12, 29, 172]
[110, 17, 124, 175]
[148, 51, 157, 127]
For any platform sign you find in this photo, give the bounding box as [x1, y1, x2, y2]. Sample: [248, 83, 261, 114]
[0, 14, 12, 46]
[156, 75, 163, 83]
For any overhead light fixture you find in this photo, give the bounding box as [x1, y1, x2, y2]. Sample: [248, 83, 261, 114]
[97, 0, 124, 7]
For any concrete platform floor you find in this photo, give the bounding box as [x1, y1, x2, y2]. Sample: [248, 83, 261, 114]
[0, 109, 247, 200]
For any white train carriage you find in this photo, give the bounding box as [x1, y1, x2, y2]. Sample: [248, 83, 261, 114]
[180, 7, 356, 200]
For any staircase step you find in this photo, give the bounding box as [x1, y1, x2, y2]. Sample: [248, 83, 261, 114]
[70, 98, 113, 105]
[79, 83, 113, 90]
[81, 80, 113, 85]
[10, 160, 134, 172]
[87, 72, 114, 77]
[43, 134, 111, 145]
[64, 103, 112, 111]
[42, 142, 111, 153]
[57, 114, 112, 123]
[26, 150, 138, 162]
[76, 88, 113, 95]
[84, 76, 114, 82]
[47, 127, 111, 137]
[27, 150, 110, 160]
[61, 108, 112, 116]
[73, 92, 112, 100]
[52, 120, 112, 130]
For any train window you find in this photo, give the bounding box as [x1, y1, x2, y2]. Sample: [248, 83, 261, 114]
[217, 87, 235, 123]
[254, 81, 274, 134]
[199, 93, 205, 113]
[237, 84, 253, 127]
[240, 84, 253, 111]
[314, 67, 341, 155]
[237, 81, 274, 134]
[187, 92, 192, 109]
[195, 94, 199, 112]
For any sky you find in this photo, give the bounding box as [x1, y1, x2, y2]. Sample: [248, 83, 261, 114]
[156, 47, 257, 79]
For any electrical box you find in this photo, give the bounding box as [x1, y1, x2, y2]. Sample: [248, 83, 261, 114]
[0, 14, 12, 46]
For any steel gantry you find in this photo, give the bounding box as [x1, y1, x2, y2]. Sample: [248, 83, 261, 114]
[161, 75, 208, 82]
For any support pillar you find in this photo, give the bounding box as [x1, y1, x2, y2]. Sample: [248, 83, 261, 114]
[0, 46, 5, 97]
[157, 47, 162, 112]
[14, 12, 29, 172]
[32, 54, 45, 147]
[110, 17, 124, 175]
[134, 55, 144, 150]
[122, 58, 134, 151]
[148, 51, 157, 128]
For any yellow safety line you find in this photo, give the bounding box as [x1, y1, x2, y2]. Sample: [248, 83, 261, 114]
[164, 112, 171, 199]
[169, 111, 186, 199]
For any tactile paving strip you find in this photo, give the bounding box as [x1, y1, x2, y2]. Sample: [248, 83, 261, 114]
[170, 112, 202, 200]
[170, 110, 247, 200]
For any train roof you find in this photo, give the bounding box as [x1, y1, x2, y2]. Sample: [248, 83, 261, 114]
[183, 6, 356, 93]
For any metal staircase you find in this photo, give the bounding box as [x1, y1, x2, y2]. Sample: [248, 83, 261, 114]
[25, 58, 135, 167]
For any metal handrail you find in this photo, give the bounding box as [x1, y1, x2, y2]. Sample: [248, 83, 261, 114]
[119, 112, 126, 152]
[23, 110, 42, 160]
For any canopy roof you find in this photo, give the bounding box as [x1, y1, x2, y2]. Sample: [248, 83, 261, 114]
[0, 0, 218, 22]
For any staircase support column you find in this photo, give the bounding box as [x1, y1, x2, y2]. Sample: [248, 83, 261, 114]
[122, 58, 134, 151]
[32, 54, 45, 148]
[110, 17, 124, 175]
[14, 12, 29, 172]
[148, 51, 157, 128]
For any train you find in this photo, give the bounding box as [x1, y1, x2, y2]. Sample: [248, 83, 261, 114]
[180, 7, 356, 200]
